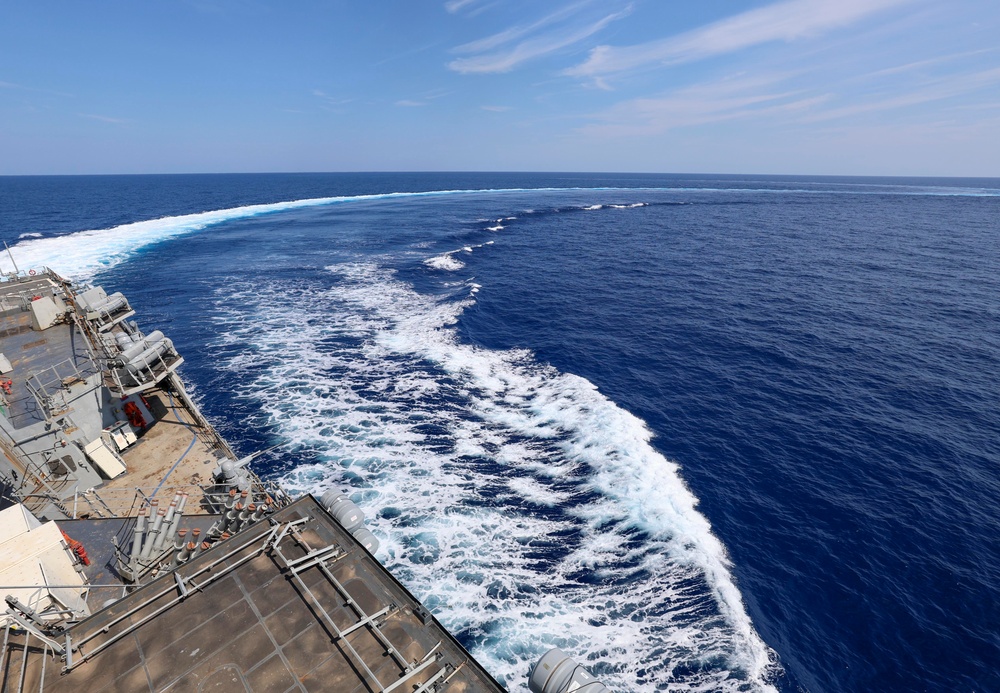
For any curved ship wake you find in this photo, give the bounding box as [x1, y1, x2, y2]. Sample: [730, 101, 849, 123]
[3, 190, 782, 691]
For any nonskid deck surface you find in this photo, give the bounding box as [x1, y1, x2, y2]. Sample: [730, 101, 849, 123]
[0, 272, 232, 518]
[0, 313, 97, 430]
[1, 496, 505, 693]
[85, 386, 228, 517]
[57, 513, 223, 609]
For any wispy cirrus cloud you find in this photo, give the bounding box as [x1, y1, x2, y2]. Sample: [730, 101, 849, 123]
[566, 0, 912, 79]
[312, 89, 353, 105]
[312, 89, 356, 113]
[452, 2, 590, 55]
[1, 80, 73, 97]
[448, 2, 632, 74]
[373, 41, 441, 68]
[444, 0, 476, 13]
[799, 65, 1000, 122]
[859, 48, 997, 80]
[445, 0, 496, 19]
[580, 55, 1000, 138]
[579, 72, 827, 136]
[395, 88, 452, 108]
[79, 113, 128, 124]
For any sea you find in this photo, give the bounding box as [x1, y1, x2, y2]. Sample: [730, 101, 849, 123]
[1, 172, 997, 692]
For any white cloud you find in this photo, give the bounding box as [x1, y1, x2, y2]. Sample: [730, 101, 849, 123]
[0, 80, 73, 97]
[480, 105, 512, 111]
[448, 3, 631, 74]
[444, 0, 476, 13]
[312, 89, 355, 107]
[859, 48, 996, 80]
[566, 0, 913, 78]
[394, 89, 451, 108]
[577, 72, 811, 136]
[421, 88, 453, 101]
[79, 113, 128, 124]
[578, 57, 1000, 139]
[799, 65, 1000, 122]
[452, 2, 592, 55]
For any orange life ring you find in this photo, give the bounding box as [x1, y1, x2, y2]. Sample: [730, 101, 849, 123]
[28, 269, 36, 276]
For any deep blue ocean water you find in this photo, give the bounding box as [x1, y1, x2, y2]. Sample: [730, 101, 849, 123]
[1, 173, 998, 692]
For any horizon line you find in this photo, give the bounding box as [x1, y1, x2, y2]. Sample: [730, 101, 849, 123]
[2, 170, 999, 181]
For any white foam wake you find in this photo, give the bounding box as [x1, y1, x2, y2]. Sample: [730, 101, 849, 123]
[0, 187, 614, 279]
[424, 241, 497, 272]
[210, 263, 780, 691]
[9, 182, 984, 279]
[424, 253, 466, 271]
[586, 203, 649, 211]
[3, 197, 344, 278]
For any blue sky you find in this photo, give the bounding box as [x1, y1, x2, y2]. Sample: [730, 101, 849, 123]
[2, 0, 999, 175]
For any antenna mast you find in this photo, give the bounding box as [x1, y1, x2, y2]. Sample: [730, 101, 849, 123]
[3, 241, 20, 276]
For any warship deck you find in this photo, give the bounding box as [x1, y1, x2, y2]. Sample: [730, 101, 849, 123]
[0, 271, 508, 693]
[0, 273, 236, 519]
[1, 496, 505, 693]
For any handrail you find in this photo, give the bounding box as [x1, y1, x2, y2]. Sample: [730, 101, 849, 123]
[66, 519, 297, 668]
[60, 481, 290, 519]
